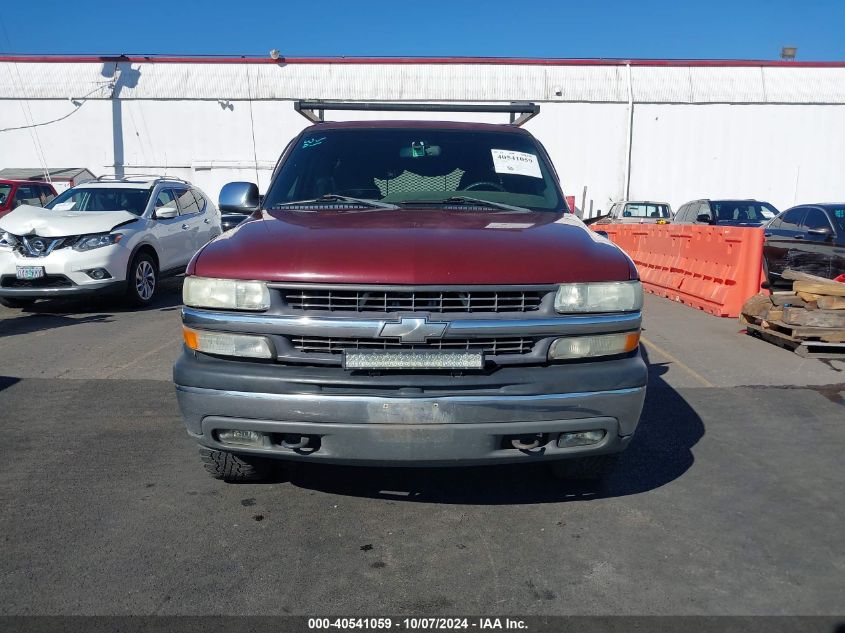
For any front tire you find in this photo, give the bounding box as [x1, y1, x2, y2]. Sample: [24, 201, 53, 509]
[549, 454, 620, 481]
[199, 448, 272, 482]
[125, 252, 158, 307]
[0, 297, 36, 309]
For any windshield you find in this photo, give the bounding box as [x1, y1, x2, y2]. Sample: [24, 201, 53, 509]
[712, 201, 778, 223]
[263, 128, 564, 212]
[623, 203, 670, 219]
[46, 187, 152, 216]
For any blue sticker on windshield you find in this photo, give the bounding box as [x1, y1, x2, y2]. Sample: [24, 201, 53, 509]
[302, 137, 326, 149]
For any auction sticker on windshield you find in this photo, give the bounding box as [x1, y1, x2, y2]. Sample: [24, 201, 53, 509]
[491, 149, 542, 178]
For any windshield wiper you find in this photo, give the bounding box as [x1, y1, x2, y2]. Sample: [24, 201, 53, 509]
[402, 196, 533, 213]
[273, 194, 398, 210]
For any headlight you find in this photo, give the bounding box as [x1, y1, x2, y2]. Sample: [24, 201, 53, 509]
[549, 332, 640, 360]
[183, 276, 270, 311]
[183, 326, 273, 359]
[0, 232, 17, 248]
[74, 233, 123, 251]
[554, 281, 643, 313]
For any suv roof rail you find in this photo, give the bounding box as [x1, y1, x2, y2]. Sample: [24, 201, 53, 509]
[294, 100, 540, 127]
[93, 174, 189, 185]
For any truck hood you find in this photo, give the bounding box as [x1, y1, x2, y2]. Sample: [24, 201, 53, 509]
[0, 205, 138, 237]
[191, 209, 636, 285]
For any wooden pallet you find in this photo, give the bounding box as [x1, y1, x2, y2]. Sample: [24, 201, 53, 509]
[741, 314, 845, 342]
[742, 318, 845, 358]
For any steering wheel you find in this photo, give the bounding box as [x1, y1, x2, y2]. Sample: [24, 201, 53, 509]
[461, 181, 506, 192]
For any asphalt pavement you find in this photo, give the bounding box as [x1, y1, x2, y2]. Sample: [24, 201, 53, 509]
[1, 285, 843, 616]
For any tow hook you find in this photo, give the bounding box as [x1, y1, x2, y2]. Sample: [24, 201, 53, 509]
[510, 434, 546, 450]
[281, 434, 311, 449]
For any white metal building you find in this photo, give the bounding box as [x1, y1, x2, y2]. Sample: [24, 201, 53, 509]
[2, 55, 844, 215]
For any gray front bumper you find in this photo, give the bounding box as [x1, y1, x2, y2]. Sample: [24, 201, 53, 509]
[175, 383, 645, 466]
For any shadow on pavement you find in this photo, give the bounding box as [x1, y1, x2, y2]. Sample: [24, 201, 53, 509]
[0, 311, 114, 338]
[274, 346, 705, 504]
[0, 376, 20, 392]
[0, 278, 183, 337]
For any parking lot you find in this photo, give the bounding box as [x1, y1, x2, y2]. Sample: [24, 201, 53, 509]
[1, 284, 843, 616]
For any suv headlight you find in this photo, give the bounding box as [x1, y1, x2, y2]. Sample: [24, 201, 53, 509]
[554, 281, 643, 313]
[74, 233, 123, 251]
[0, 232, 16, 248]
[183, 276, 270, 311]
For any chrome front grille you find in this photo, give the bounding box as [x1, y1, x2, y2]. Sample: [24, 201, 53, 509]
[13, 235, 75, 258]
[280, 288, 546, 313]
[290, 336, 536, 356]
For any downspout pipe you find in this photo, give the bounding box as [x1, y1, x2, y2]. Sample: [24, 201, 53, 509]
[623, 63, 634, 200]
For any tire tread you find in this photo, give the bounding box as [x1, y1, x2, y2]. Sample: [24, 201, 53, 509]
[199, 448, 270, 482]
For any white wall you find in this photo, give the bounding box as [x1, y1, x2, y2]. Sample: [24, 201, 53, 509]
[2, 62, 844, 216]
[629, 104, 845, 211]
[0, 98, 308, 196]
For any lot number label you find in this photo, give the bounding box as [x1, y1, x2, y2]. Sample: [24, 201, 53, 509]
[491, 149, 542, 178]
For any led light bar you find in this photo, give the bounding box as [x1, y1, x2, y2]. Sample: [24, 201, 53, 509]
[344, 351, 484, 370]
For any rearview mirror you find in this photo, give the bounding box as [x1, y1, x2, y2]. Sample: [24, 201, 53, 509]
[219, 182, 260, 213]
[696, 214, 712, 223]
[155, 206, 178, 220]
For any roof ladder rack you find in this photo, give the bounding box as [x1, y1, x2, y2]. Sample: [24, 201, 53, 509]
[293, 101, 540, 126]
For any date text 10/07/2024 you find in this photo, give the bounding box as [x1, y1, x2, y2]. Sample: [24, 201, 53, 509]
[307, 618, 528, 630]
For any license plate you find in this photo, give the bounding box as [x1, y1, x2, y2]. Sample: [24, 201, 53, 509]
[344, 350, 484, 370]
[16, 266, 45, 280]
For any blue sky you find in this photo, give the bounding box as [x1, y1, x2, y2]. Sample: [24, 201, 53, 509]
[1, 0, 843, 60]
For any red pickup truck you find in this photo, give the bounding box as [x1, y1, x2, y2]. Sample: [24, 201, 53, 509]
[173, 102, 646, 482]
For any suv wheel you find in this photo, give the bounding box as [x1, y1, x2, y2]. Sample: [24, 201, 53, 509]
[125, 252, 157, 306]
[549, 454, 620, 481]
[0, 297, 36, 309]
[199, 448, 273, 482]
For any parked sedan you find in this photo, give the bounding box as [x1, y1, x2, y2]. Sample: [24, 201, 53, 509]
[763, 204, 845, 286]
[674, 199, 778, 227]
[594, 200, 672, 224]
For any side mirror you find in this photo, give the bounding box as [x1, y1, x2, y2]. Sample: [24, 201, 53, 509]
[219, 182, 260, 213]
[154, 206, 178, 220]
[696, 214, 712, 223]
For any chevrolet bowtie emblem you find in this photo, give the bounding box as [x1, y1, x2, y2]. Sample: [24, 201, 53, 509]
[378, 317, 448, 343]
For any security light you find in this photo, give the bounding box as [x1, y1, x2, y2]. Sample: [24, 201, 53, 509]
[781, 46, 797, 61]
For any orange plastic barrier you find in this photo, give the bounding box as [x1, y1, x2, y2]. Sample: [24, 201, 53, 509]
[593, 224, 764, 317]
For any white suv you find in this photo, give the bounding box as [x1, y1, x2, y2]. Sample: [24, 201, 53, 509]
[0, 175, 222, 308]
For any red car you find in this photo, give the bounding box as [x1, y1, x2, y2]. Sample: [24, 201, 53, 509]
[0, 180, 58, 218]
[173, 102, 646, 482]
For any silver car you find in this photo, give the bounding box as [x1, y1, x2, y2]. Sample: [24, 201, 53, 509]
[595, 200, 672, 224]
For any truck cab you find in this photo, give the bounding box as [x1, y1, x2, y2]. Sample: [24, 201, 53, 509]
[173, 102, 647, 482]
